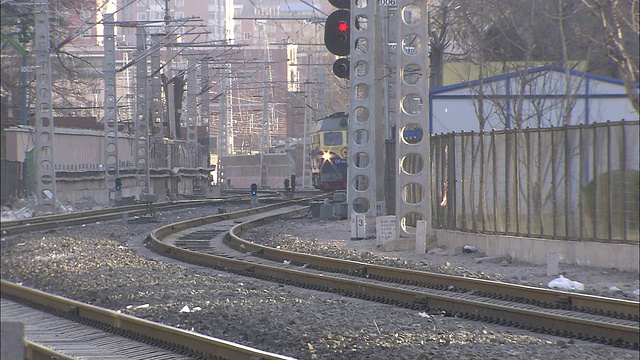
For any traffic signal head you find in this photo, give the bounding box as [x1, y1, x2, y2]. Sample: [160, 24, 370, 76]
[115, 178, 122, 191]
[333, 58, 350, 79]
[328, 0, 350, 8]
[324, 9, 350, 56]
[250, 183, 257, 196]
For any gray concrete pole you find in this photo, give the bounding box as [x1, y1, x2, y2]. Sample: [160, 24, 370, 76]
[217, 70, 229, 186]
[395, 1, 431, 238]
[347, 1, 378, 217]
[135, 26, 150, 194]
[103, 13, 119, 200]
[151, 35, 164, 144]
[201, 59, 211, 168]
[186, 57, 198, 167]
[317, 56, 326, 119]
[303, 53, 312, 189]
[34, 0, 56, 212]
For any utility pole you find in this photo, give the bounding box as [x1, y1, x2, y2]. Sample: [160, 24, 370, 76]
[200, 59, 211, 168]
[34, 0, 56, 212]
[259, 24, 271, 188]
[103, 12, 119, 203]
[135, 26, 150, 194]
[151, 34, 165, 144]
[303, 52, 312, 189]
[217, 68, 230, 186]
[347, 0, 378, 217]
[164, 2, 176, 139]
[316, 57, 326, 119]
[395, 1, 431, 240]
[186, 57, 198, 166]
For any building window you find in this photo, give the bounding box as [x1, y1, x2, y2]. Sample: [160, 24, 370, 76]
[175, 12, 184, 19]
[137, 13, 147, 21]
[244, 32, 251, 40]
[175, 0, 184, 7]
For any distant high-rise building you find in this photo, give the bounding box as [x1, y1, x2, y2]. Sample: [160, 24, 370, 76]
[116, 0, 234, 44]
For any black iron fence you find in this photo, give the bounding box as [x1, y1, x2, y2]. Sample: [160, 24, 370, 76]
[431, 120, 640, 243]
[1, 159, 28, 205]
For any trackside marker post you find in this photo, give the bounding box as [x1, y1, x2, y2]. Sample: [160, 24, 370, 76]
[351, 213, 366, 240]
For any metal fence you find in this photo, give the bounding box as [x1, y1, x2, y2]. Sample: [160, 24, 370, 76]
[431, 120, 640, 244]
[1, 159, 27, 204]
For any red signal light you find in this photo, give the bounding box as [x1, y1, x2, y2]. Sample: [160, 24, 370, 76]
[324, 9, 350, 56]
[337, 21, 348, 32]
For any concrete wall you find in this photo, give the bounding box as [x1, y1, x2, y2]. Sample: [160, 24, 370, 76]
[435, 229, 639, 273]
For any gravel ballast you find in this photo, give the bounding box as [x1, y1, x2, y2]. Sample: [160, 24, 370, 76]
[1, 206, 638, 360]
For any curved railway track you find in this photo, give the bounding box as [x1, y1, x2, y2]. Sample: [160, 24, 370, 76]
[1, 197, 243, 237]
[1, 280, 295, 360]
[146, 205, 639, 350]
[0, 195, 317, 359]
[2, 195, 638, 357]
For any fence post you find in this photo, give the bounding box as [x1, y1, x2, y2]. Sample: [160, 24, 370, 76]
[525, 128, 531, 236]
[514, 128, 520, 234]
[621, 121, 628, 241]
[592, 124, 597, 240]
[461, 135, 467, 230]
[564, 125, 570, 239]
[448, 134, 457, 229]
[606, 122, 612, 240]
[551, 126, 557, 238]
[505, 129, 510, 233]
[492, 130, 497, 233]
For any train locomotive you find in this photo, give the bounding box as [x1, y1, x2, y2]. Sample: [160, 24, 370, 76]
[309, 112, 348, 191]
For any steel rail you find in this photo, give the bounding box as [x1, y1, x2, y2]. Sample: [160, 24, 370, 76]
[1, 195, 322, 358]
[1, 280, 296, 360]
[24, 340, 76, 360]
[0, 197, 248, 237]
[228, 218, 640, 322]
[147, 207, 640, 349]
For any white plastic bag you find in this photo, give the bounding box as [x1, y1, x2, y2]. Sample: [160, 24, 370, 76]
[547, 274, 584, 292]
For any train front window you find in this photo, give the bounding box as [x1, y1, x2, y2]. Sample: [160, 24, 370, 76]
[323, 132, 343, 146]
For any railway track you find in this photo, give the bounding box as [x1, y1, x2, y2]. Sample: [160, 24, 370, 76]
[1, 197, 242, 237]
[146, 205, 640, 350]
[2, 195, 638, 357]
[1, 195, 318, 359]
[1, 280, 295, 360]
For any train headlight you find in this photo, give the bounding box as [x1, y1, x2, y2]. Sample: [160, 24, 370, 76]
[322, 152, 332, 161]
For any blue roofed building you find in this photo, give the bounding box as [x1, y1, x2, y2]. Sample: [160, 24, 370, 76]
[429, 66, 639, 135]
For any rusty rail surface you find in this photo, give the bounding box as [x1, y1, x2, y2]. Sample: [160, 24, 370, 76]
[1, 195, 321, 359]
[1, 280, 295, 360]
[147, 207, 640, 350]
[0, 196, 254, 237]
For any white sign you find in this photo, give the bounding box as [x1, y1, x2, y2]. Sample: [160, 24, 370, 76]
[376, 215, 396, 246]
[351, 213, 366, 240]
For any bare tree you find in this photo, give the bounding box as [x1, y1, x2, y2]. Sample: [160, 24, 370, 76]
[581, 0, 639, 113]
[1, 0, 112, 121]
[429, 1, 461, 89]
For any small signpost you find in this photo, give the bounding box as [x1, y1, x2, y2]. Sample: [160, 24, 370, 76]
[376, 215, 396, 246]
[350, 213, 366, 240]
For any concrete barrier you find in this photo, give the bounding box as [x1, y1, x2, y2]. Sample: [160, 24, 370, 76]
[435, 230, 640, 273]
[1, 321, 24, 360]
